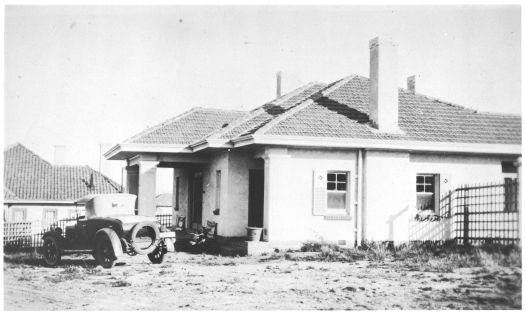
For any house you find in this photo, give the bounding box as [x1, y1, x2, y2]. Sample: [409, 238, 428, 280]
[105, 37, 521, 245]
[4, 143, 122, 227]
[156, 193, 173, 215]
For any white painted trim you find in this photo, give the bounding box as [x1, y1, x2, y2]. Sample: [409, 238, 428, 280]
[104, 143, 191, 160]
[233, 135, 521, 155]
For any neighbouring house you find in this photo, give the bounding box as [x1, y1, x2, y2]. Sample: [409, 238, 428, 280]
[4, 143, 122, 230]
[105, 37, 521, 245]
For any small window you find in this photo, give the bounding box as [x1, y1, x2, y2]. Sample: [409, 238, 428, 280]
[416, 174, 439, 212]
[43, 208, 58, 226]
[327, 171, 348, 210]
[502, 161, 518, 173]
[11, 208, 27, 221]
[215, 170, 221, 210]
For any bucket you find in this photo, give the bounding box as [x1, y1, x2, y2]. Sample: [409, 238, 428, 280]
[246, 227, 263, 241]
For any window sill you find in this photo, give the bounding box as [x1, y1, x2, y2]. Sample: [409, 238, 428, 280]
[324, 215, 352, 221]
[414, 212, 440, 222]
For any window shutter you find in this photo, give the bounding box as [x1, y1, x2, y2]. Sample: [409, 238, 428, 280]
[313, 170, 327, 215]
[434, 174, 441, 214]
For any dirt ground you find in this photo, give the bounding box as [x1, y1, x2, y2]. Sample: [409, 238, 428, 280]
[3, 251, 522, 310]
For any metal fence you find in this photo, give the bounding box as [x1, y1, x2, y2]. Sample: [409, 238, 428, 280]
[4, 215, 174, 252]
[452, 179, 519, 245]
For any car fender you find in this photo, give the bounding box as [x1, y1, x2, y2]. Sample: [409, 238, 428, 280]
[95, 228, 123, 257]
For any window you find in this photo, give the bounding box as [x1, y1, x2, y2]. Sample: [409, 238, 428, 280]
[11, 208, 27, 221]
[327, 171, 348, 210]
[174, 177, 180, 211]
[416, 174, 439, 212]
[215, 170, 221, 210]
[43, 208, 58, 226]
[501, 161, 518, 174]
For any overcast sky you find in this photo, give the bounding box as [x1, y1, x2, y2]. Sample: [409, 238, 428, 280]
[4, 5, 521, 185]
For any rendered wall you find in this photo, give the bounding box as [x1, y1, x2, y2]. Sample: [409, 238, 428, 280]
[363, 151, 412, 243]
[264, 148, 358, 243]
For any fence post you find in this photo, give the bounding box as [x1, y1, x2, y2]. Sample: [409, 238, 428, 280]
[463, 187, 469, 245]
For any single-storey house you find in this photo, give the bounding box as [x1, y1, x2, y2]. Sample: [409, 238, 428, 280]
[105, 37, 521, 245]
[4, 143, 122, 229]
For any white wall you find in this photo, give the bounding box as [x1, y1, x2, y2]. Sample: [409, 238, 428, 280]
[264, 148, 358, 243]
[4, 203, 81, 234]
[363, 151, 412, 242]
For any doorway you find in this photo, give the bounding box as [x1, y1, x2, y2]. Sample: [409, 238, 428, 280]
[190, 171, 203, 228]
[248, 169, 264, 227]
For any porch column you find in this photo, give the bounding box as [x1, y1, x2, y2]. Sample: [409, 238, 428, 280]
[137, 160, 158, 217]
[125, 166, 139, 196]
[262, 148, 291, 242]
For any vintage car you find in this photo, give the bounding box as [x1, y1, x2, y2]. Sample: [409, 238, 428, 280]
[42, 193, 176, 268]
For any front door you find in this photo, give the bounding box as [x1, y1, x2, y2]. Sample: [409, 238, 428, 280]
[190, 171, 203, 228]
[248, 169, 264, 227]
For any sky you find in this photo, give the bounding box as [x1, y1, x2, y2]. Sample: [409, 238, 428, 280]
[4, 5, 522, 188]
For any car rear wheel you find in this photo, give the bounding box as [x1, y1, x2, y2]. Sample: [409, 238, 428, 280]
[147, 245, 166, 264]
[43, 236, 61, 267]
[95, 234, 116, 269]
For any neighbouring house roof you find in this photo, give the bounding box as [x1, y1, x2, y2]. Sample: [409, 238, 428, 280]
[4, 143, 122, 202]
[106, 74, 521, 159]
[156, 193, 172, 207]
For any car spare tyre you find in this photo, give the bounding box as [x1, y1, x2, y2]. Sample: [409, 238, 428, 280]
[129, 221, 160, 255]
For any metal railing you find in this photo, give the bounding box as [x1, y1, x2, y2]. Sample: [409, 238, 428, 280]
[4, 215, 175, 252]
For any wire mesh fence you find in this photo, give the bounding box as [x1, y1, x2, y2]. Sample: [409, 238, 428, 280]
[452, 179, 519, 245]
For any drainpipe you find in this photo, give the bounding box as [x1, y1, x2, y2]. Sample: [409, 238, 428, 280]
[355, 149, 364, 247]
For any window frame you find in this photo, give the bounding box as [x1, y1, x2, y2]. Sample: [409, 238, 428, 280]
[11, 207, 27, 221]
[326, 170, 350, 214]
[42, 208, 58, 226]
[215, 170, 221, 210]
[174, 176, 180, 211]
[416, 173, 440, 213]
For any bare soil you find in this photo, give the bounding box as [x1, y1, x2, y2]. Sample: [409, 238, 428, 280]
[3, 252, 522, 310]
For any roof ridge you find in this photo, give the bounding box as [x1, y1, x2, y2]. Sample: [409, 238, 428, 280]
[251, 77, 351, 136]
[4, 143, 53, 166]
[203, 109, 262, 141]
[321, 75, 358, 97]
[250, 81, 322, 113]
[85, 165, 122, 192]
[253, 99, 316, 136]
[122, 107, 200, 144]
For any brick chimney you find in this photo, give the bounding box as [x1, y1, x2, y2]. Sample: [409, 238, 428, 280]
[369, 37, 400, 133]
[407, 75, 416, 94]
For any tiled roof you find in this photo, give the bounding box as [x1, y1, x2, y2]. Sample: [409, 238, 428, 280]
[125, 107, 248, 145]
[4, 144, 122, 201]
[259, 75, 521, 144]
[208, 83, 327, 140]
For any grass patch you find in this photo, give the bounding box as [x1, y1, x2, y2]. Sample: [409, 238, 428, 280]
[297, 241, 521, 271]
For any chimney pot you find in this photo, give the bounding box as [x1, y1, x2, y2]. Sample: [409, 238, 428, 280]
[369, 36, 400, 133]
[276, 71, 282, 98]
[407, 75, 416, 94]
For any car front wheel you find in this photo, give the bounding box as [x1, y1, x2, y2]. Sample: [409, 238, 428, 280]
[147, 245, 166, 264]
[43, 236, 61, 267]
[95, 234, 116, 269]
